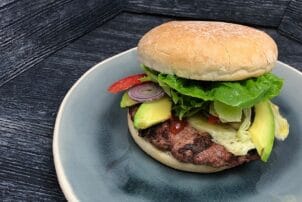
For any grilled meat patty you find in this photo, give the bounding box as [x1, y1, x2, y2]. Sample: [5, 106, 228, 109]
[129, 106, 259, 168]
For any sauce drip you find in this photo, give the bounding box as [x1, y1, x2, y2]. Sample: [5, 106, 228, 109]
[207, 115, 220, 124]
[169, 116, 187, 134]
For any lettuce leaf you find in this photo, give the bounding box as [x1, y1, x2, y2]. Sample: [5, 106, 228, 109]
[170, 90, 205, 119]
[142, 66, 205, 118]
[157, 72, 283, 108]
[142, 66, 283, 117]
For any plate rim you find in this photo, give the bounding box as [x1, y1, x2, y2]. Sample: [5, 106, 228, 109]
[52, 47, 302, 201]
[53, 47, 137, 202]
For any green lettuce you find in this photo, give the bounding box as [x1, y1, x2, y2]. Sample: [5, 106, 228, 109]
[170, 91, 205, 119]
[142, 66, 283, 117]
[157, 73, 283, 108]
[142, 66, 205, 118]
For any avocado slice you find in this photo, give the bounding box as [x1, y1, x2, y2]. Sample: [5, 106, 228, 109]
[134, 97, 172, 129]
[248, 101, 275, 162]
[120, 92, 138, 108]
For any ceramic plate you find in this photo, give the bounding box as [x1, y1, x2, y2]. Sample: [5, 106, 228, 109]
[53, 48, 302, 202]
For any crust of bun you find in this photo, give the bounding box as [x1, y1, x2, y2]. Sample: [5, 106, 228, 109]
[138, 21, 278, 81]
[128, 113, 228, 173]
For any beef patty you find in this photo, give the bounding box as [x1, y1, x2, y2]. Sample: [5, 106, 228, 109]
[129, 106, 259, 168]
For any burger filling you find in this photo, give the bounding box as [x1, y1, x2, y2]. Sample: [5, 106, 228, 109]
[108, 65, 289, 166]
[130, 106, 259, 168]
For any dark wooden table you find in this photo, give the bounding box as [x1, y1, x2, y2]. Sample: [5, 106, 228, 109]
[1, 1, 302, 201]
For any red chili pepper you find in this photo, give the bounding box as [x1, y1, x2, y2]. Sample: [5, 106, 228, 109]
[107, 73, 147, 93]
[207, 115, 220, 124]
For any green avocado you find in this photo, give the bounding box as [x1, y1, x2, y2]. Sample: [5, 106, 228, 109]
[134, 97, 172, 129]
[248, 101, 275, 162]
[120, 92, 138, 108]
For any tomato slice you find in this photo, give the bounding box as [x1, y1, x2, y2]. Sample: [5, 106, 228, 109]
[108, 73, 147, 93]
[207, 115, 220, 124]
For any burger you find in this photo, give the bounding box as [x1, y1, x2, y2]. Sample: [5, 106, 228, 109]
[108, 21, 289, 173]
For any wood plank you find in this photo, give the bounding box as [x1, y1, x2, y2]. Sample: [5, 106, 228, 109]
[0, 0, 18, 8]
[278, 0, 302, 43]
[0, 0, 122, 88]
[0, 116, 64, 200]
[125, 0, 289, 27]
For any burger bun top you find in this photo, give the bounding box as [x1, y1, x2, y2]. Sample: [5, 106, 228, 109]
[138, 21, 278, 81]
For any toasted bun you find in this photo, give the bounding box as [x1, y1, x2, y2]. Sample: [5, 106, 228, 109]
[128, 113, 228, 173]
[138, 21, 278, 81]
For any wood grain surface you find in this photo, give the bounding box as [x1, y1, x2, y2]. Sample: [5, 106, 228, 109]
[1, 0, 302, 91]
[1, 12, 302, 200]
[279, 0, 302, 43]
[0, 0, 121, 87]
[125, 0, 290, 27]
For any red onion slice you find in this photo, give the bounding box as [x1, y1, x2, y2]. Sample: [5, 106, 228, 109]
[128, 82, 165, 102]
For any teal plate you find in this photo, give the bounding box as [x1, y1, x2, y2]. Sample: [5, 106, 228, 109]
[53, 48, 302, 202]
